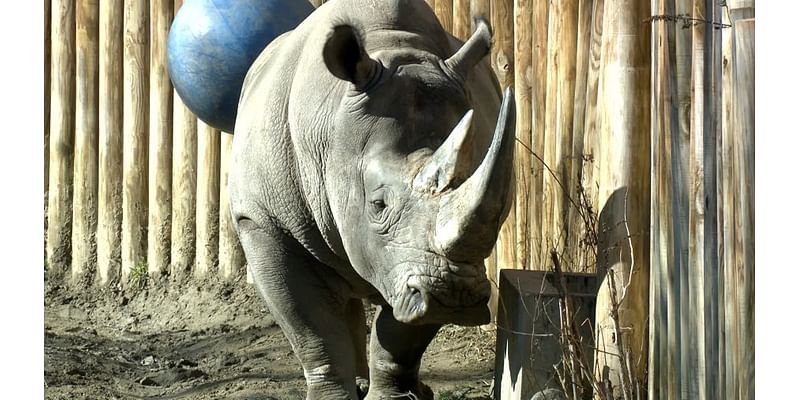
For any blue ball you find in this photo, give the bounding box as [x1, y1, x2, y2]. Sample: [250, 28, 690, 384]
[168, 0, 314, 133]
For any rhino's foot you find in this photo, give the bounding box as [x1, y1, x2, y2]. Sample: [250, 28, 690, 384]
[363, 381, 433, 400]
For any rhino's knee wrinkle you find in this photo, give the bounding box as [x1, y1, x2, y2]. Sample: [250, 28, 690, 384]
[304, 364, 334, 384]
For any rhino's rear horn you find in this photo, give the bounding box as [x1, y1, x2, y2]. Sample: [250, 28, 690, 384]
[323, 25, 381, 90]
[444, 18, 492, 80]
[413, 110, 475, 193]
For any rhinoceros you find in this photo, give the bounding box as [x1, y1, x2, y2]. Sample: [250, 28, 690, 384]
[228, 0, 515, 398]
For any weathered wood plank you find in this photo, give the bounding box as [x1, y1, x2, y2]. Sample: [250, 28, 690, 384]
[45, 0, 51, 207]
[434, 0, 453, 33]
[673, 0, 693, 395]
[195, 121, 220, 277]
[469, 0, 496, 318]
[97, 0, 123, 285]
[452, 0, 470, 40]
[541, 0, 578, 269]
[121, 0, 149, 283]
[686, 0, 708, 397]
[147, 0, 174, 277]
[47, 0, 76, 277]
[469, 0, 489, 25]
[566, 0, 593, 272]
[593, 0, 651, 397]
[219, 132, 244, 280]
[578, 0, 604, 271]
[732, 18, 754, 400]
[170, 0, 197, 278]
[513, 0, 531, 272]
[529, 0, 548, 271]
[491, 0, 517, 275]
[719, 10, 736, 398]
[72, 0, 100, 281]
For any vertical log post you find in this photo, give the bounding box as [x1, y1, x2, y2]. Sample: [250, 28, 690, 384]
[579, 0, 604, 268]
[171, 0, 197, 277]
[491, 0, 516, 274]
[469, 0, 497, 320]
[47, 0, 76, 277]
[148, 0, 173, 277]
[452, 0, 470, 40]
[567, 0, 593, 270]
[195, 121, 220, 277]
[513, 0, 531, 271]
[97, 0, 124, 285]
[672, 0, 694, 389]
[45, 0, 52, 209]
[122, 0, 149, 283]
[648, 0, 678, 396]
[529, 0, 549, 271]
[732, 18, 754, 400]
[719, 11, 736, 398]
[72, 0, 100, 281]
[219, 132, 245, 280]
[541, 0, 578, 269]
[593, 0, 651, 397]
[434, 0, 453, 33]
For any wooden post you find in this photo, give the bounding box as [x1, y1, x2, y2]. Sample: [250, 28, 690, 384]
[541, 0, 578, 269]
[720, 6, 752, 399]
[171, 0, 197, 277]
[434, 0, 453, 33]
[529, 0, 548, 271]
[122, 0, 149, 283]
[148, 0, 173, 277]
[72, 0, 100, 281]
[195, 121, 220, 277]
[452, 0, 470, 40]
[171, 96, 197, 276]
[97, 0, 123, 285]
[732, 18, 754, 400]
[593, 0, 651, 397]
[491, 0, 516, 276]
[686, 0, 708, 397]
[566, 0, 593, 271]
[578, 0, 604, 267]
[469, 0, 496, 321]
[513, 0, 531, 272]
[45, 0, 51, 207]
[469, 0, 489, 25]
[219, 133, 245, 280]
[648, 0, 678, 397]
[47, 0, 76, 277]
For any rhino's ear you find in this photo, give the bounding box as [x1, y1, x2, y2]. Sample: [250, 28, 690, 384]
[323, 25, 380, 90]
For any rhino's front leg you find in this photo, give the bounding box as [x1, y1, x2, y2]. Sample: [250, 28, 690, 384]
[366, 306, 440, 400]
[237, 219, 363, 399]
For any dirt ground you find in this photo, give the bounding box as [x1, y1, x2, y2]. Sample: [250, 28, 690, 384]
[44, 275, 497, 400]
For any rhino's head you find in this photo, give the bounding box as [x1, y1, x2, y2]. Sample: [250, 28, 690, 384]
[321, 19, 515, 326]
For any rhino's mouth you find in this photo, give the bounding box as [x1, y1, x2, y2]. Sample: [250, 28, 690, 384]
[390, 264, 491, 326]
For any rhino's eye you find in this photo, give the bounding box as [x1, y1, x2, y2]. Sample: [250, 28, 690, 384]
[371, 199, 387, 213]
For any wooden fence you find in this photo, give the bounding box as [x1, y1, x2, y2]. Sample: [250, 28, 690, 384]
[44, 0, 755, 398]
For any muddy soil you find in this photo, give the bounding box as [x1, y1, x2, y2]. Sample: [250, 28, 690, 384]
[44, 275, 496, 399]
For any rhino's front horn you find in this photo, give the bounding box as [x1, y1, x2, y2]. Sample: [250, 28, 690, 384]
[444, 18, 492, 80]
[434, 88, 516, 260]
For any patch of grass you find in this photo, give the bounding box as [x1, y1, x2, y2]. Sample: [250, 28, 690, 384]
[129, 259, 149, 290]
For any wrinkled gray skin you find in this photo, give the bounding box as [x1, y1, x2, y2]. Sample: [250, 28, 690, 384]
[229, 0, 516, 398]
